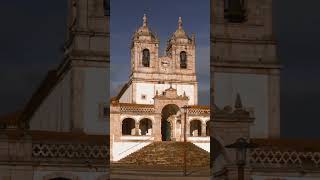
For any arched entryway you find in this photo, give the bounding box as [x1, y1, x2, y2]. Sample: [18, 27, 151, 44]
[161, 104, 180, 141]
[190, 119, 202, 137]
[139, 118, 152, 135]
[206, 121, 210, 136]
[122, 118, 135, 135]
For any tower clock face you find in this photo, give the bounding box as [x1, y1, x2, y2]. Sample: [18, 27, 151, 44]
[161, 59, 170, 72]
[161, 59, 170, 68]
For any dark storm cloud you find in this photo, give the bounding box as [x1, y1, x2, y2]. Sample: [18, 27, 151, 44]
[0, 1, 67, 114]
[274, 0, 320, 138]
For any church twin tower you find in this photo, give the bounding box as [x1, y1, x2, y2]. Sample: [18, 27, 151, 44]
[119, 15, 198, 105]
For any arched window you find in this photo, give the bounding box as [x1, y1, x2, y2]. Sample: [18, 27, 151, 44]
[142, 49, 150, 67]
[103, 0, 110, 16]
[224, 0, 246, 23]
[180, 51, 187, 69]
[122, 118, 135, 135]
[190, 120, 202, 137]
[139, 118, 152, 135]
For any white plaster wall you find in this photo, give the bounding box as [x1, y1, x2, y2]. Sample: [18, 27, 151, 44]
[214, 72, 269, 138]
[119, 83, 132, 103]
[30, 71, 71, 132]
[83, 67, 108, 135]
[112, 141, 152, 161]
[134, 82, 196, 105]
[192, 142, 210, 152]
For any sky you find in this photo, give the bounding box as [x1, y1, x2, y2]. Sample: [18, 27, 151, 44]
[0, 0, 320, 138]
[110, 0, 210, 105]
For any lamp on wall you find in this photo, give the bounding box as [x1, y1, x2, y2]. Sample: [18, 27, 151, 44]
[225, 138, 257, 180]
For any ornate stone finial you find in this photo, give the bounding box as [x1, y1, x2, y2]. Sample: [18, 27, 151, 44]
[143, 14, 147, 27]
[178, 17, 183, 29]
[183, 91, 186, 97]
[191, 32, 196, 43]
[235, 93, 243, 109]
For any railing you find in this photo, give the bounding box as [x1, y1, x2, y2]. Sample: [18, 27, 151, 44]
[120, 104, 154, 113]
[32, 143, 109, 159]
[250, 148, 320, 168]
[188, 108, 210, 115]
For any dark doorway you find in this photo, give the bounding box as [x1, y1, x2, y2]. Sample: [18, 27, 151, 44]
[122, 118, 135, 135]
[190, 120, 202, 137]
[139, 118, 152, 135]
[161, 104, 180, 141]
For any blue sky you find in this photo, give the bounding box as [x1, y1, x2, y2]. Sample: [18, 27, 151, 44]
[110, 0, 210, 105]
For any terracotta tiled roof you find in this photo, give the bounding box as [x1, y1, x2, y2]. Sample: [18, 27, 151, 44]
[189, 105, 210, 109]
[119, 103, 154, 108]
[2, 130, 109, 144]
[0, 111, 21, 127]
[252, 138, 320, 152]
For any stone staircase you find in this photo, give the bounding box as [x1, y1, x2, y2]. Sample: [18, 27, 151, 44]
[115, 142, 210, 168]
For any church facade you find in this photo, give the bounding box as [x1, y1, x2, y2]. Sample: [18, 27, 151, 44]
[110, 15, 210, 161]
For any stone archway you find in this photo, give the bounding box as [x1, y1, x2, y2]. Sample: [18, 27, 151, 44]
[190, 119, 202, 137]
[161, 104, 180, 141]
[139, 118, 152, 135]
[206, 121, 210, 136]
[43, 172, 78, 180]
[122, 118, 135, 135]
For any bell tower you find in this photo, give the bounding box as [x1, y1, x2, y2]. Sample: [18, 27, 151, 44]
[166, 17, 196, 75]
[118, 15, 198, 105]
[63, 0, 109, 134]
[212, 0, 281, 138]
[131, 14, 160, 75]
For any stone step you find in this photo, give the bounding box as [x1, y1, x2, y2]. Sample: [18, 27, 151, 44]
[116, 142, 210, 168]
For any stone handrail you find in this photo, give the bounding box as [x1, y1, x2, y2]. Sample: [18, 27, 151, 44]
[119, 104, 154, 113]
[32, 143, 109, 160]
[0, 131, 109, 163]
[188, 107, 210, 115]
[249, 148, 320, 169]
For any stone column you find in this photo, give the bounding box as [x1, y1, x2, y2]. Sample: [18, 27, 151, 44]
[135, 122, 140, 135]
[201, 123, 207, 137]
[186, 120, 190, 138]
